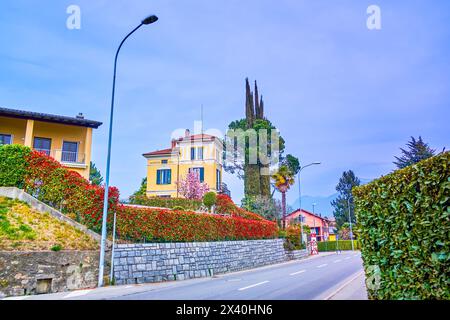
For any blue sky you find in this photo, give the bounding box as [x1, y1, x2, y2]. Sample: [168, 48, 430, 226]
[1, 1, 449, 214]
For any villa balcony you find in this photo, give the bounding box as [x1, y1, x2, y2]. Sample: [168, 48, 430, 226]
[33, 148, 87, 168]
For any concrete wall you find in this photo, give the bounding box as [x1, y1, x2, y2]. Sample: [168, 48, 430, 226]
[113, 239, 308, 285]
[0, 250, 110, 298]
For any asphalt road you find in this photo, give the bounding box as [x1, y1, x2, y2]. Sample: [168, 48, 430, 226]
[6, 251, 366, 300]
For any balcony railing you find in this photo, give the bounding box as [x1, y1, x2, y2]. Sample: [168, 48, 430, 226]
[33, 148, 86, 165]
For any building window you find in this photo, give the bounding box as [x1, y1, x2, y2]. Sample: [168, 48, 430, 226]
[156, 169, 171, 185]
[161, 159, 168, 164]
[189, 167, 204, 182]
[62, 141, 78, 163]
[0, 134, 12, 145]
[190, 147, 204, 160]
[33, 137, 51, 155]
[216, 169, 221, 191]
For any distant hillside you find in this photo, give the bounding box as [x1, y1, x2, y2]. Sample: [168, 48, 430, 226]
[290, 178, 373, 218]
[290, 194, 338, 218]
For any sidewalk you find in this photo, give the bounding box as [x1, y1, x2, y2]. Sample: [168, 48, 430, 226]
[327, 271, 368, 300]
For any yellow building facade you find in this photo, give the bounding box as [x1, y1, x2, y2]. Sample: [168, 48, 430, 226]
[0, 107, 102, 180]
[144, 130, 223, 198]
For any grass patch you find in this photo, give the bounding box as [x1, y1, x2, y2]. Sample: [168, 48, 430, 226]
[0, 197, 98, 251]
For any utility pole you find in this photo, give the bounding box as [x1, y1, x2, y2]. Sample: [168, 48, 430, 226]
[297, 162, 321, 246]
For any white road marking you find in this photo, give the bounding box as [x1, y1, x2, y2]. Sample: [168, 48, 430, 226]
[125, 285, 133, 288]
[238, 281, 269, 291]
[353, 254, 358, 257]
[333, 259, 342, 263]
[63, 289, 93, 299]
[344, 257, 351, 260]
[290, 270, 306, 276]
[317, 264, 328, 268]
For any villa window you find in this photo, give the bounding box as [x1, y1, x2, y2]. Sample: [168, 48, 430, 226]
[33, 137, 51, 155]
[161, 159, 168, 164]
[156, 169, 171, 185]
[62, 141, 78, 163]
[0, 134, 12, 145]
[190, 147, 204, 160]
[189, 167, 204, 182]
[216, 169, 221, 191]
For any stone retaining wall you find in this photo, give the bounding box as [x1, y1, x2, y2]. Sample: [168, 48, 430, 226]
[0, 250, 110, 298]
[113, 239, 308, 285]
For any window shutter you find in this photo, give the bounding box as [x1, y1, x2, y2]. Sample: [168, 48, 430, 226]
[191, 147, 195, 160]
[200, 168, 204, 182]
[167, 169, 171, 184]
[156, 170, 161, 184]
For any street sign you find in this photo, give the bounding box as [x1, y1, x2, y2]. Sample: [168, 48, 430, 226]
[310, 233, 318, 255]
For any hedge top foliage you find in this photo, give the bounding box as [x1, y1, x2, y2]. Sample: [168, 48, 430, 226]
[0, 144, 31, 188]
[353, 152, 450, 300]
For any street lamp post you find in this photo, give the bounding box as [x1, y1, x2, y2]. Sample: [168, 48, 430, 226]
[297, 162, 321, 246]
[347, 197, 355, 251]
[98, 14, 159, 288]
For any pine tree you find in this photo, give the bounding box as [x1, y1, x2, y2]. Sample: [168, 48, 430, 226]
[225, 78, 285, 199]
[331, 170, 360, 229]
[393, 136, 436, 169]
[89, 161, 103, 186]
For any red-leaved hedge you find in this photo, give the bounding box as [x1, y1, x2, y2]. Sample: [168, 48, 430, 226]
[23, 150, 119, 233]
[0, 145, 278, 241]
[215, 194, 265, 221]
[116, 205, 278, 242]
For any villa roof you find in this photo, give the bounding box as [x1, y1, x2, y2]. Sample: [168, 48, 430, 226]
[0, 107, 102, 129]
[143, 148, 173, 157]
[143, 133, 220, 158]
[176, 134, 216, 142]
[286, 208, 330, 221]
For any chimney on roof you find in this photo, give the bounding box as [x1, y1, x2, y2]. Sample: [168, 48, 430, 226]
[76, 113, 84, 119]
[185, 129, 190, 137]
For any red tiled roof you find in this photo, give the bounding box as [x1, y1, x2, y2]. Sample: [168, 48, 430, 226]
[177, 134, 216, 142]
[143, 134, 219, 158]
[286, 208, 328, 221]
[143, 148, 173, 157]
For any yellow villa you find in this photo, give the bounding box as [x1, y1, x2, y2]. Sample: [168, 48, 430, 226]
[0, 107, 102, 180]
[143, 129, 223, 198]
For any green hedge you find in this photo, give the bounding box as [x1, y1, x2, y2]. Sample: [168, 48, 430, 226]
[0, 145, 31, 188]
[129, 195, 202, 211]
[353, 152, 450, 300]
[317, 240, 360, 252]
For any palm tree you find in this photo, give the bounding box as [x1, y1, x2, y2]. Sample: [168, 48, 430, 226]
[272, 165, 295, 229]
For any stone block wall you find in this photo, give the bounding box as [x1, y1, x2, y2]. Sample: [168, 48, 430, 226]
[0, 250, 110, 298]
[113, 239, 308, 285]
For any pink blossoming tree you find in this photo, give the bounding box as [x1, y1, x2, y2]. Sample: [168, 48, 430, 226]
[177, 171, 209, 200]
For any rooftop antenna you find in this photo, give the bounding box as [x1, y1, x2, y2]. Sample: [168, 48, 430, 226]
[201, 104, 204, 142]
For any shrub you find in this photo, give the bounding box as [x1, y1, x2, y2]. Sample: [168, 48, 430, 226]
[215, 194, 264, 221]
[116, 205, 278, 242]
[172, 206, 185, 211]
[283, 225, 306, 251]
[203, 192, 217, 211]
[353, 152, 450, 300]
[317, 240, 360, 252]
[0, 145, 31, 188]
[50, 244, 62, 252]
[129, 195, 202, 211]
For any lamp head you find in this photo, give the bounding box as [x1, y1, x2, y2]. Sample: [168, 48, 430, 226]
[142, 15, 158, 25]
